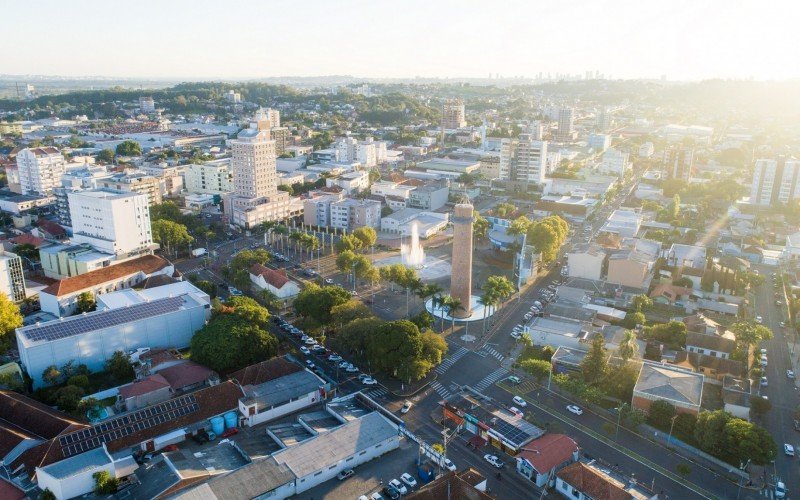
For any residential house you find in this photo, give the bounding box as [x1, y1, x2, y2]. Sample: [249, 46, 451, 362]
[117, 374, 172, 411]
[632, 362, 704, 415]
[551, 346, 589, 374]
[685, 331, 736, 360]
[515, 434, 579, 487]
[607, 249, 652, 289]
[555, 461, 650, 499]
[672, 351, 745, 384]
[722, 376, 753, 421]
[649, 284, 694, 306]
[406, 469, 490, 499]
[664, 244, 706, 269]
[249, 264, 301, 299]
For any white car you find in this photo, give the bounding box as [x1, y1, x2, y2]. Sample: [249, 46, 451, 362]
[785, 443, 795, 457]
[512, 396, 527, 407]
[760, 356, 768, 367]
[328, 354, 342, 362]
[566, 405, 583, 415]
[755, 316, 763, 324]
[388, 479, 407, 495]
[305, 360, 315, 369]
[400, 473, 418, 488]
[362, 377, 377, 385]
[346, 365, 359, 373]
[760, 348, 767, 355]
[371, 493, 384, 500]
[339, 361, 352, 369]
[788, 370, 795, 379]
[524, 313, 533, 320]
[304, 338, 317, 345]
[401, 401, 412, 414]
[442, 458, 456, 471]
[509, 406, 524, 417]
[761, 376, 768, 387]
[775, 481, 786, 499]
[299, 346, 311, 355]
[483, 454, 504, 468]
[510, 331, 521, 339]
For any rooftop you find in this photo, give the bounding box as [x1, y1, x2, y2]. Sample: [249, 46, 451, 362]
[634, 362, 704, 407]
[249, 264, 290, 289]
[230, 356, 303, 387]
[179, 457, 295, 500]
[242, 369, 324, 411]
[557, 461, 646, 500]
[516, 433, 578, 473]
[38, 446, 111, 480]
[41, 254, 170, 297]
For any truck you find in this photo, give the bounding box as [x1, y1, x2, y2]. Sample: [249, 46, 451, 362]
[192, 248, 207, 257]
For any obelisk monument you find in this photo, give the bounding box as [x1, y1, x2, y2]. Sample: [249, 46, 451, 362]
[450, 202, 474, 318]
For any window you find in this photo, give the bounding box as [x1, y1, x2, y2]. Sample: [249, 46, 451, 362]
[329, 465, 337, 470]
[359, 451, 366, 456]
[346, 457, 354, 461]
[314, 471, 322, 477]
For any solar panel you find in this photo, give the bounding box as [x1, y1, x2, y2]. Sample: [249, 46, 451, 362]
[24, 296, 186, 343]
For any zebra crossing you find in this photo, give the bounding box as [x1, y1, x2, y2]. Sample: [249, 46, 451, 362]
[758, 487, 776, 499]
[181, 266, 204, 275]
[430, 380, 453, 400]
[435, 346, 469, 374]
[479, 346, 504, 362]
[363, 387, 388, 400]
[474, 368, 509, 392]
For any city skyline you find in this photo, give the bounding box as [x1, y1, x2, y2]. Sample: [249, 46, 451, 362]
[3, 0, 799, 81]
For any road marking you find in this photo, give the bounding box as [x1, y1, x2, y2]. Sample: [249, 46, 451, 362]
[435, 347, 469, 374]
[430, 381, 452, 399]
[474, 368, 509, 392]
[480, 346, 505, 362]
[364, 388, 388, 399]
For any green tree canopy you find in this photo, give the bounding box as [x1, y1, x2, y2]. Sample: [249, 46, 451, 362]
[581, 334, 608, 383]
[617, 330, 639, 361]
[0, 294, 23, 352]
[96, 149, 115, 163]
[294, 284, 351, 325]
[106, 350, 134, 382]
[351, 227, 377, 248]
[647, 400, 677, 430]
[519, 358, 551, 382]
[115, 140, 142, 156]
[76, 292, 96, 314]
[152, 219, 194, 255]
[190, 313, 278, 373]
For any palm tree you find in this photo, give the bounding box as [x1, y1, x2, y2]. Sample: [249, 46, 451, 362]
[445, 296, 463, 334]
[416, 283, 443, 314]
[436, 294, 451, 331]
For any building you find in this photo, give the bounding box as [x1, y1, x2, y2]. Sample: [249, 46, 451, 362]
[225, 110, 292, 229]
[515, 434, 578, 487]
[330, 198, 381, 231]
[685, 330, 736, 359]
[232, 357, 326, 427]
[139, 96, 155, 113]
[543, 177, 615, 197]
[556, 461, 650, 500]
[664, 243, 706, 270]
[380, 208, 449, 237]
[271, 126, 289, 156]
[663, 146, 694, 181]
[97, 171, 163, 206]
[68, 189, 154, 257]
[587, 133, 610, 152]
[556, 107, 576, 141]
[184, 159, 234, 194]
[117, 374, 172, 411]
[370, 179, 416, 200]
[442, 99, 467, 130]
[407, 182, 449, 211]
[606, 249, 652, 289]
[262, 107, 280, 128]
[632, 362, 704, 415]
[302, 193, 344, 228]
[527, 316, 590, 351]
[39, 243, 116, 280]
[672, 351, 745, 384]
[0, 250, 25, 302]
[19, 281, 210, 387]
[600, 209, 642, 238]
[639, 142, 655, 158]
[249, 264, 301, 299]
[595, 109, 612, 132]
[599, 148, 629, 177]
[326, 171, 369, 194]
[36, 445, 119, 500]
[535, 194, 597, 217]
[15, 147, 66, 195]
[567, 244, 606, 281]
[272, 411, 399, 494]
[38, 254, 173, 317]
[750, 157, 800, 206]
[500, 134, 548, 184]
[406, 469, 490, 499]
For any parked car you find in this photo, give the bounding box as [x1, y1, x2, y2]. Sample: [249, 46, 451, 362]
[509, 406, 524, 417]
[370, 493, 384, 500]
[400, 473, 418, 488]
[566, 405, 584, 415]
[382, 486, 401, 499]
[755, 316, 763, 324]
[305, 360, 315, 369]
[220, 428, 239, 439]
[775, 481, 786, 499]
[784, 443, 795, 457]
[507, 375, 521, 384]
[337, 469, 355, 481]
[328, 354, 342, 362]
[304, 338, 317, 345]
[388, 479, 407, 495]
[512, 396, 527, 407]
[345, 365, 359, 373]
[483, 454, 504, 468]
[362, 377, 377, 385]
[788, 370, 795, 379]
[299, 346, 311, 355]
[761, 376, 768, 387]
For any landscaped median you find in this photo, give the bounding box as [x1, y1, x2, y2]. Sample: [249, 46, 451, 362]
[496, 381, 721, 500]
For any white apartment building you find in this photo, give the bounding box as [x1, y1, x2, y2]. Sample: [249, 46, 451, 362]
[97, 171, 163, 206]
[326, 171, 370, 195]
[588, 134, 610, 152]
[335, 137, 357, 164]
[357, 138, 378, 167]
[16, 147, 66, 195]
[370, 180, 415, 200]
[225, 110, 291, 229]
[0, 250, 26, 302]
[303, 194, 343, 227]
[184, 159, 234, 194]
[442, 99, 467, 130]
[330, 198, 381, 231]
[500, 134, 548, 184]
[69, 189, 154, 257]
[258, 107, 280, 128]
[139, 96, 155, 113]
[750, 158, 800, 206]
[599, 148, 629, 177]
[557, 107, 575, 141]
[334, 136, 383, 167]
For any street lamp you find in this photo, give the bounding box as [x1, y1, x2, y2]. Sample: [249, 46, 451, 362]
[667, 414, 678, 445]
[615, 403, 629, 440]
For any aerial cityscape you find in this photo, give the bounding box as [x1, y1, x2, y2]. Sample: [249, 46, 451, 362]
[1, 2, 800, 499]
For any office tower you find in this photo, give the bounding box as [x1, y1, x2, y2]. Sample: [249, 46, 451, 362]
[663, 146, 694, 181]
[556, 107, 575, 141]
[139, 96, 155, 114]
[260, 107, 280, 128]
[750, 158, 800, 206]
[69, 189, 154, 256]
[15, 147, 66, 195]
[595, 108, 611, 131]
[450, 203, 474, 318]
[97, 171, 163, 206]
[442, 99, 467, 130]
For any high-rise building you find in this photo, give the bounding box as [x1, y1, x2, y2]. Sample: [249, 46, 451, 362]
[499, 134, 548, 184]
[139, 96, 155, 114]
[271, 127, 289, 156]
[556, 107, 576, 142]
[69, 189, 154, 257]
[184, 159, 234, 194]
[442, 99, 467, 130]
[15, 147, 66, 195]
[0, 250, 26, 302]
[225, 109, 291, 228]
[260, 107, 280, 128]
[750, 158, 800, 206]
[97, 171, 163, 206]
[600, 148, 629, 178]
[529, 121, 544, 141]
[595, 108, 611, 132]
[334, 136, 380, 167]
[663, 146, 694, 181]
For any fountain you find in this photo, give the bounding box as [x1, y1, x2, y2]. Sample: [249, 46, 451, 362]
[401, 223, 425, 268]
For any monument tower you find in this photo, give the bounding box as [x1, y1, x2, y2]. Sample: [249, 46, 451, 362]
[450, 202, 474, 318]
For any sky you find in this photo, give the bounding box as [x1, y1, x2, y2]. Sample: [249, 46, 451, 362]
[2, 0, 799, 81]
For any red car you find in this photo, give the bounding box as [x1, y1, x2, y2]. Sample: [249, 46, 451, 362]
[220, 428, 239, 439]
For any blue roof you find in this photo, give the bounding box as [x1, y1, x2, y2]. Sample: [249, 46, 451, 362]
[40, 446, 111, 479]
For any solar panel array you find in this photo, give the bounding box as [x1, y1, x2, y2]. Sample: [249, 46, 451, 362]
[493, 417, 531, 446]
[58, 394, 199, 457]
[24, 296, 186, 343]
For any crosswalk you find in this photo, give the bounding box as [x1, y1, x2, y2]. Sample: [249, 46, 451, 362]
[436, 346, 469, 374]
[758, 488, 776, 499]
[181, 266, 204, 275]
[430, 380, 453, 400]
[474, 368, 509, 392]
[362, 387, 388, 400]
[479, 346, 505, 362]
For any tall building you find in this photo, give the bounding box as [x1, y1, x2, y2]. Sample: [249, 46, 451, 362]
[599, 148, 629, 177]
[595, 108, 611, 132]
[139, 96, 155, 114]
[15, 147, 66, 195]
[225, 109, 291, 228]
[0, 250, 26, 302]
[750, 158, 800, 206]
[450, 203, 474, 318]
[330, 198, 381, 231]
[260, 108, 280, 128]
[334, 136, 380, 167]
[97, 171, 163, 205]
[271, 126, 289, 156]
[500, 134, 548, 184]
[184, 159, 234, 194]
[69, 189, 154, 257]
[556, 107, 575, 142]
[442, 99, 467, 130]
[663, 146, 694, 181]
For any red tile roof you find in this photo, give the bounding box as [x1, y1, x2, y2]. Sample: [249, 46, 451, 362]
[0, 390, 87, 441]
[556, 462, 632, 500]
[229, 356, 303, 387]
[0, 478, 24, 500]
[250, 263, 290, 289]
[157, 361, 214, 391]
[42, 254, 170, 297]
[118, 374, 171, 399]
[9, 233, 45, 248]
[517, 433, 578, 474]
[36, 218, 67, 238]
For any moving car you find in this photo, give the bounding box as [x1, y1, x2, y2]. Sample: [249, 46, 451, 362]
[566, 405, 584, 415]
[336, 469, 355, 480]
[788, 370, 795, 379]
[775, 481, 786, 499]
[512, 396, 527, 407]
[483, 454, 504, 468]
[388, 479, 407, 495]
[400, 473, 418, 488]
[401, 401, 413, 414]
[784, 443, 795, 457]
[362, 377, 377, 385]
[507, 375, 521, 384]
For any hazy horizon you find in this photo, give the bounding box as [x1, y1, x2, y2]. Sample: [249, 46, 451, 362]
[3, 0, 799, 82]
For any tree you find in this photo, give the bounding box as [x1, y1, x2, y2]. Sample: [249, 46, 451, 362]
[473, 213, 490, 240]
[76, 292, 96, 313]
[330, 300, 373, 327]
[648, 320, 687, 346]
[507, 216, 532, 237]
[13, 243, 39, 262]
[581, 334, 608, 383]
[42, 365, 63, 386]
[335, 234, 364, 253]
[223, 248, 271, 290]
[96, 149, 115, 164]
[672, 276, 694, 288]
[226, 296, 270, 328]
[351, 227, 377, 249]
[519, 358, 551, 382]
[67, 374, 89, 389]
[190, 313, 278, 373]
[0, 294, 23, 352]
[631, 294, 652, 312]
[623, 311, 645, 329]
[750, 396, 772, 420]
[93, 470, 119, 494]
[40, 489, 56, 500]
[115, 140, 142, 157]
[617, 330, 639, 361]
[294, 284, 351, 325]
[106, 350, 134, 382]
[647, 400, 677, 430]
[410, 311, 435, 331]
[494, 203, 517, 218]
[152, 219, 194, 256]
[55, 385, 84, 413]
[730, 321, 773, 351]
